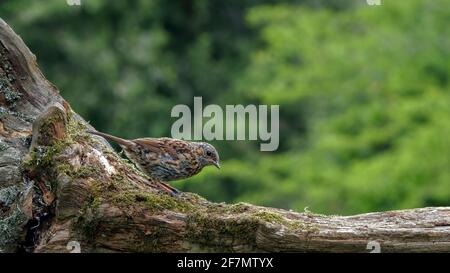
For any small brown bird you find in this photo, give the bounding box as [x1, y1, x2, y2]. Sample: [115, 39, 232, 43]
[86, 130, 220, 194]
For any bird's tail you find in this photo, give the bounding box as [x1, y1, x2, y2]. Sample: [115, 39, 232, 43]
[86, 130, 134, 148]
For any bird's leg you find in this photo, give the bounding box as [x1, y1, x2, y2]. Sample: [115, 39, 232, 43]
[155, 180, 180, 196]
[161, 181, 180, 194]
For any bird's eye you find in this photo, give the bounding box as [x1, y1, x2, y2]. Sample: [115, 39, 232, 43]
[206, 151, 212, 157]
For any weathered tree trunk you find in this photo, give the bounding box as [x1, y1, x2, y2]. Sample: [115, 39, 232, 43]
[0, 18, 448, 253]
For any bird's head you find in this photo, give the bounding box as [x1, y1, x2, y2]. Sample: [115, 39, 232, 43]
[195, 142, 220, 169]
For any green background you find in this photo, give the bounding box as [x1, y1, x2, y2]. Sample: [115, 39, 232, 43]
[2, 0, 449, 215]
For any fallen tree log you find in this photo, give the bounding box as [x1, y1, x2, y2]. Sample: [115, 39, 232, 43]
[0, 18, 448, 253]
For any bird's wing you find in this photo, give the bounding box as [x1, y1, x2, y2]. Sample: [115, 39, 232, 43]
[133, 138, 182, 159]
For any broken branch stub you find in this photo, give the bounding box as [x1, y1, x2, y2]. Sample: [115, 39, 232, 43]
[30, 104, 67, 149]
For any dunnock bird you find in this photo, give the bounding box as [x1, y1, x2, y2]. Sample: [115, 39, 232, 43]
[86, 130, 220, 194]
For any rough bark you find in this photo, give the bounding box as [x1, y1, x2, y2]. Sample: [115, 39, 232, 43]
[0, 18, 449, 253]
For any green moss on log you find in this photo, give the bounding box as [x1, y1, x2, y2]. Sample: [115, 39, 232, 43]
[72, 182, 103, 243]
[112, 190, 196, 213]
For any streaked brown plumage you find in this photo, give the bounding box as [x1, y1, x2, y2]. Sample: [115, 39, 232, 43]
[87, 130, 220, 194]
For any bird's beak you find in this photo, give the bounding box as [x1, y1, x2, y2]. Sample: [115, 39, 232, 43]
[213, 161, 221, 169]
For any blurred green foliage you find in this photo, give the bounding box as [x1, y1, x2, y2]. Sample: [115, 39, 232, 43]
[2, 0, 448, 214]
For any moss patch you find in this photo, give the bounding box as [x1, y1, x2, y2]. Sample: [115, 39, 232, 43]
[252, 211, 285, 224]
[251, 210, 310, 230]
[223, 202, 253, 214]
[72, 182, 103, 243]
[185, 211, 260, 250]
[66, 115, 88, 142]
[112, 191, 196, 213]
[23, 143, 67, 173]
[56, 164, 101, 179]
